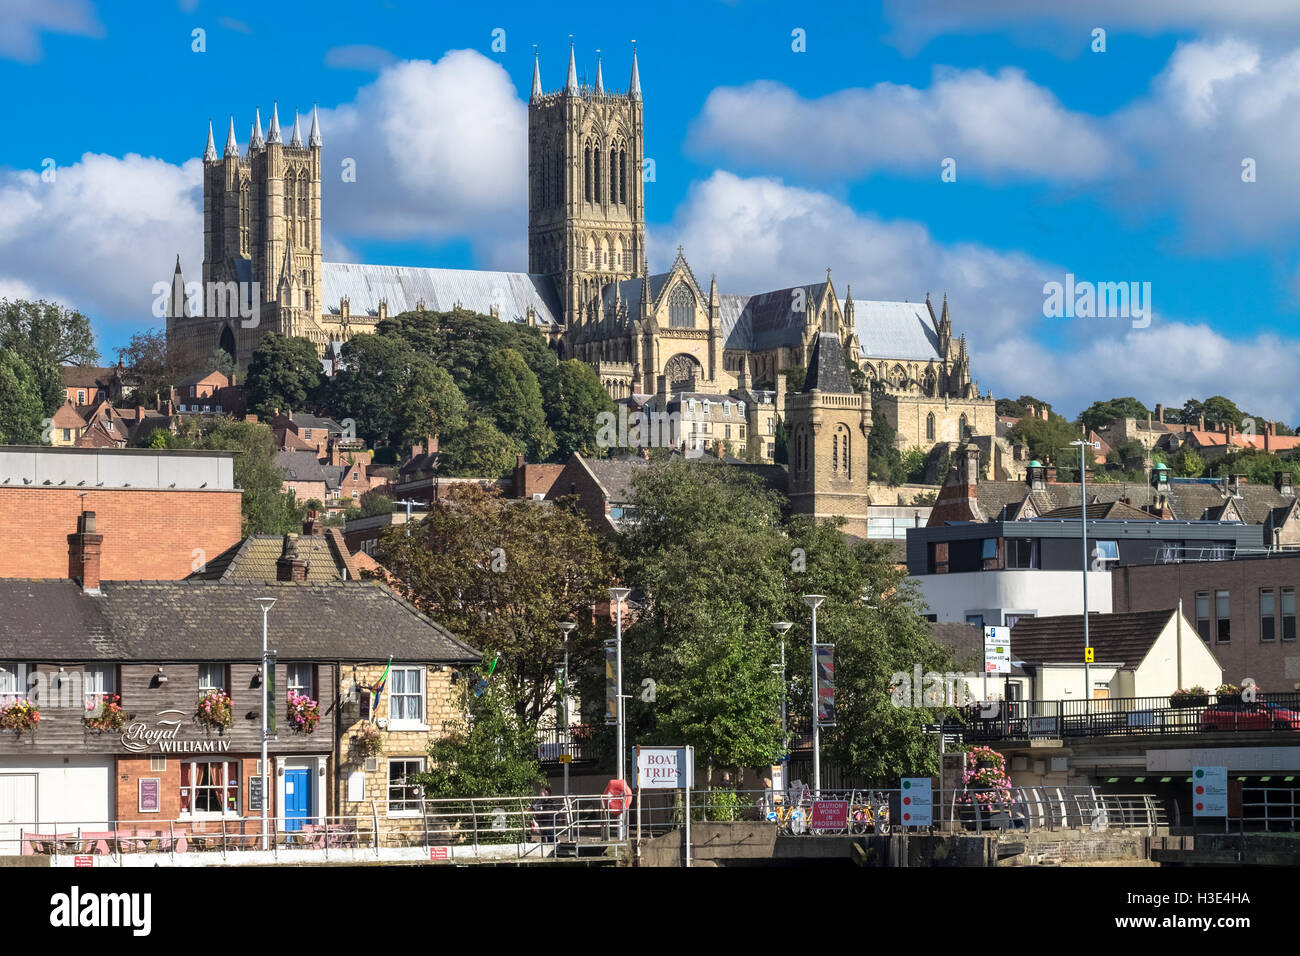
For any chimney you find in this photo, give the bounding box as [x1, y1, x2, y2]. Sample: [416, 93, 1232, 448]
[514, 453, 526, 498]
[1026, 461, 1047, 491]
[1045, 465, 1057, 484]
[1276, 471, 1295, 497]
[302, 515, 323, 536]
[1154, 403, 1163, 423]
[1198, 415, 1205, 431]
[72, 510, 104, 593]
[276, 533, 308, 582]
[961, 444, 981, 487]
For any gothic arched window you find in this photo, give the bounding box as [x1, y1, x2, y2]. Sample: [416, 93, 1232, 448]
[619, 148, 627, 203]
[669, 284, 695, 328]
[584, 144, 592, 202]
[593, 146, 602, 203]
[959, 414, 969, 438]
[926, 413, 936, 441]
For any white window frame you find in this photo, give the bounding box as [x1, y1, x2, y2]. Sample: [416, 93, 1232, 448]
[286, 663, 314, 698]
[387, 666, 426, 729]
[198, 663, 227, 693]
[83, 663, 116, 706]
[0, 662, 28, 705]
[180, 758, 241, 819]
[387, 757, 426, 817]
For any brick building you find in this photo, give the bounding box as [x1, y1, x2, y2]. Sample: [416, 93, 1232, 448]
[0, 446, 242, 581]
[0, 532, 478, 849]
[1112, 554, 1300, 692]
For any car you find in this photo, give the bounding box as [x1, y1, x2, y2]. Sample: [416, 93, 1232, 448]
[1200, 700, 1300, 732]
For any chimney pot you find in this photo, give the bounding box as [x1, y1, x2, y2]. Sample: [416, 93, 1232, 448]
[276, 533, 308, 582]
[75, 510, 104, 593]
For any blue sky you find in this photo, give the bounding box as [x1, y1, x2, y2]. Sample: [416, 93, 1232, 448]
[3, 0, 1300, 422]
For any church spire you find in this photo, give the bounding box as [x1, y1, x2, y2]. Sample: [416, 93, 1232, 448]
[531, 47, 542, 101]
[594, 51, 604, 94]
[629, 43, 641, 100]
[308, 103, 322, 147]
[289, 110, 303, 148]
[223, 115, 239, 158]
[250, 106, 265, 150]
[267, 102, 282, 144]
[565, 39, 577, 94]
[203, 120, 217, 162]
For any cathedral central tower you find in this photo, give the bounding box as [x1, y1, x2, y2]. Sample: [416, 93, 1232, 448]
[527, 44, 646, 333]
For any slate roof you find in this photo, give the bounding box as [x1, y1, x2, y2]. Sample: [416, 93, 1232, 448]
[850, 299, 943, 363]
[953, 476, 1293, 525]
[0, 579, 480, 664]
[804, 333, 853, 393]
[1008, 609, 1175, 666]
[1038, 500, 1159, 521]
[583, 456, 651, 503]
[322, 262, 562, 326]
[276, 450, 329, 483]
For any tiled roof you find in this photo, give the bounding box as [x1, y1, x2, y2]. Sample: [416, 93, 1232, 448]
[1038, 500, 1158, 521]
[61, 366, 117, 389]
[192, 531, 359, 583]
[322, 262, 562, 326]
[1008, 609, 1175, 666]
[0, 579, 480, 663]
[51, 403, 87, 428]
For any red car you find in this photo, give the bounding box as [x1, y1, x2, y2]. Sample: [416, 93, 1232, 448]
[1201, 700, 1300, 732]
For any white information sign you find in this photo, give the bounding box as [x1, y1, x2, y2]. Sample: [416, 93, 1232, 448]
[636, 746, 695, 790]
[899, 777, 933, 826]
[1192, 766, 1228, 817]
[984, 626, 1011, 675]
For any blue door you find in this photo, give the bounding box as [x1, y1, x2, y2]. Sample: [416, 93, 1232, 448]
[284, 769, 312, 832]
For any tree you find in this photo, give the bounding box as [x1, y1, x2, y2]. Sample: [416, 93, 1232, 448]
[1208, 449, 1300, 486]
[375, 483, 613, 725]
[1175, 448, 1205, 477]
[1177, 396, 1243, 429]
[0, 298, 98, 367]
[996, 395, 1052, 419]
[473, 348, 555, 460]
[1077, 397, 1150, 433]
[186, 419, 304, 534]
[244, 334, 322, 418]
[546, 359, 615, 460]
[439, 413, 523, 477]
[116, 328, 209, 407]
[413, 680, 545, 799]
[321, 335, 426, 448]
[781, 365, 806, 393]
[1007, 411, 1082, 466]
[868, 397, 904, 484]
[394, 364, 467, 449]
[359, 493, 394, 518]
[0, 351, 45, 444]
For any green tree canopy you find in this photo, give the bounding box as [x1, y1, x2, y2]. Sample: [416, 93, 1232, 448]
[546, 359, 615, 460]
[169, 419, 304, 534]
[322, 334, 427, 448]
[245, 334, 322, 418]
[472, 348, 555, 460]
[1077, 397, 1150, 433]
[1007, 410, 1083, 467]
[394, 364, 468, 449]
[438, 412, 523, 477]
[0, 350, 45, 444]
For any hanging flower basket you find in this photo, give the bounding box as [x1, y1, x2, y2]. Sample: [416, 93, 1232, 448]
[958, 746, 1012, 806]
[287, 691, 320, 734]
[195, 689, 233, 732]
[0, 699, 40, 736]
[1170, 686, 1209, 708]
[1215, 683, 1243, 705]
[353, 724, 383, 759]
[84, 693, 129, 733]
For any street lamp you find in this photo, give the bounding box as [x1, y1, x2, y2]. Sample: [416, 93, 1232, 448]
[608, 587, 631, 785]
[254, 597, 276, 850]
[558, 621, 577, 800]
[1069, 440, 1101, 707]
[771, 622, 792, 759]
[803, 595, 826, 797]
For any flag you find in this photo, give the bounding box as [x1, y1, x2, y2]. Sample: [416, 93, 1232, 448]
[816, 643, 836, 727]
[370, 657, 392, 723]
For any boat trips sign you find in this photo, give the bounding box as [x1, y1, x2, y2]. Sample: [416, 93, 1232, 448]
[636, 746, 695, 789]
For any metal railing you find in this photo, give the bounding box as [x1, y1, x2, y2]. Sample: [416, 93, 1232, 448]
[631, 785, 1166, 836]
[0, 794, 626, 862]
[534, 722, 597, 764]
[1240, 788, 1300, 832]
[958, 692, 1300, 741]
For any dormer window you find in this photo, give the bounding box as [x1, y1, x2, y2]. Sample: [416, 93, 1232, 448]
[702, 400, 711, 414]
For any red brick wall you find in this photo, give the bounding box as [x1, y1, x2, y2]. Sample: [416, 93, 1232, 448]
[0, 487, 242, 580]
[115, 754, 271, 827]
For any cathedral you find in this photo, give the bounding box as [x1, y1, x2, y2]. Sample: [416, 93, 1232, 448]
[167, 44, 993, 463]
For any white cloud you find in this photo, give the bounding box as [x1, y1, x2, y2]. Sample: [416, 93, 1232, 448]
[690, 69, 1113, 183]
[318, 51, 527, 267]
[660, 171, 1300, 423]
[0, 153, 203, 348]
[0, 0, 102, 62]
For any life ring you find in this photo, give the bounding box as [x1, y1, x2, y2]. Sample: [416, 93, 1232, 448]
[602, 779, 632, 816]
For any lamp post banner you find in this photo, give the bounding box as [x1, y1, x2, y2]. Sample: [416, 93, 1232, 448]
[816, 644, 836, 727]
[604, 642, 618, 725]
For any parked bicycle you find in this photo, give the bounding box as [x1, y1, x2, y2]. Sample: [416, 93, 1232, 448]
[848, 790, 892, 835]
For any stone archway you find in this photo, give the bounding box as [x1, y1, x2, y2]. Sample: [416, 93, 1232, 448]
[218, 325, 237, 364]
[664, 352, 701, 389]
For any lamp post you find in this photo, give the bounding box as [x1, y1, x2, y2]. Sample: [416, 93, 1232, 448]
[771, 623, 792, 759]
[608, 588, 631, 784]
[803, 595, 826, 797]
[1069, 440, 1101, 706]
[558, 621, 577, 800]
[254, 597, 276, 850]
